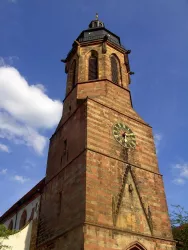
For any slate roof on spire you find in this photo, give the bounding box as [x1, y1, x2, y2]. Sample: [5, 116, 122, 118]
[76, 15, 124, 48]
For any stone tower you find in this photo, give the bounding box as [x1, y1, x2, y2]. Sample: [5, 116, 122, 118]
[36, 17, 176, 250]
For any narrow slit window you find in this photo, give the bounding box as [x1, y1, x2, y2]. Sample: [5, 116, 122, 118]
[66, 150, 69, 161]
[64, 140, 67, 155]
[57, 192, 62, 216]
[69, 60, 76, 88]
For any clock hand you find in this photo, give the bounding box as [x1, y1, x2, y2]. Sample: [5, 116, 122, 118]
[125, 133, 134, 136]
[122, 132, 128, 142]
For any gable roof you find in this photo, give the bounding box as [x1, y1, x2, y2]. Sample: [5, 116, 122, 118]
[0, 178, 45, 223]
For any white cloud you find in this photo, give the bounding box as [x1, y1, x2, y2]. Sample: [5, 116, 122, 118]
[0, 169, 7, 175]
[0, 56, 19, 66]
[172, 178, 185, 185]
[0, 58, 5, 67]
[0, 143, 10, 153]
[0, 67, 62, 129]
[8, 0, 17, 3]
[172, 162, 188, 185]
[12, 175, 30, 184]
[174, 163, 188, 178]
[0, 112, 47, 155]
[23, 159, 36, 170]
[154, 132, 163, 153]
[35, 83, 47, 93]
[0, 63, 62, 154]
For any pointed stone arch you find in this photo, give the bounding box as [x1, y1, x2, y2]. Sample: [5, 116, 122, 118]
[8, 219, 14, 230]
[125, 241, 147, 250]
[112, 164, 153, 235]
[29, 207, 35, 221]
[19, 209, 27, 229]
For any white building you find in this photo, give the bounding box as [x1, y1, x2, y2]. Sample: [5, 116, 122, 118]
[0, 178, 45, 250]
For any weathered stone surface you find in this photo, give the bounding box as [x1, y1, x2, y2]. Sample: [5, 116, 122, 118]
[36, 37, 176, 250]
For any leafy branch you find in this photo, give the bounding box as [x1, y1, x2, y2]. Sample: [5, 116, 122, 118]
[0, 224, 16, 250]
[170, 205, 188, 250]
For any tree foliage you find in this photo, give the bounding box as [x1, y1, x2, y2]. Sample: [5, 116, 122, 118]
[0, 224, 15, 250]
[170, 205, 188, 250]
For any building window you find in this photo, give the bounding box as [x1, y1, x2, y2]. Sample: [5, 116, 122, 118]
[29, 208, 35, 221]
[127, 242, 146, 250]
[110, 54, 120, 84]
[35, 202, 39, 212]
[69, 60, 76, 88]
[8, 220, 13, 230]
[89, 51, 98, 80]
[129, 247, 145, 250]
[62, 139, 69, 161]
[19, 210, 27, 229]
[57, 191, 62, 216]
[63, 139, 67, 155]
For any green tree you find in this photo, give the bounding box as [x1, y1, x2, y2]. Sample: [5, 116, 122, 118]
[0, 224, 15, 250]
[170, 205, 188, 250]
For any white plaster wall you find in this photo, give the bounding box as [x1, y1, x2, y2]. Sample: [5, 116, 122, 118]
[0, 221, 32, 250]
[4, 195, 40, 230]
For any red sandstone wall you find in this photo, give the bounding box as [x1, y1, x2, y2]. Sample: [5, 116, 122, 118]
[85, 93, 172, 239]
[36, 40, 175, 249]
[46, 101, 87, 182]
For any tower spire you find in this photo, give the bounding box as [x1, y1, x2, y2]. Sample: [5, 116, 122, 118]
[88, 14, 105, 29]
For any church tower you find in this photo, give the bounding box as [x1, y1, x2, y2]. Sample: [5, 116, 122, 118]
[36, 16, 176, 250]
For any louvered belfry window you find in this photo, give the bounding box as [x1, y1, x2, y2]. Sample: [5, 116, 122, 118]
[111, 55, 119, 84]
[89, 51, 98, 80]
[69, 60, 76, 88]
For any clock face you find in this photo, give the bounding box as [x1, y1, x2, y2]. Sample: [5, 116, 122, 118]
[113, 123, 136, 149]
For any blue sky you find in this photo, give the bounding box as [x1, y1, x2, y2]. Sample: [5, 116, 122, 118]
[0, 0, 188, 216]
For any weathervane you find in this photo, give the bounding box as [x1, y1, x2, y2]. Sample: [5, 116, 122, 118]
[96, 13, 99, 20]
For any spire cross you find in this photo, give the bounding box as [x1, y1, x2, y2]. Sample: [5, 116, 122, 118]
[96, 13, 99, 20]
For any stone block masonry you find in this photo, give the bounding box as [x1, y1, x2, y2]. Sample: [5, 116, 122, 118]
[36, 26, 176, 249]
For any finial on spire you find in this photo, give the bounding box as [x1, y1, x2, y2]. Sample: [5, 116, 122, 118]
[88, 14, 105, 29]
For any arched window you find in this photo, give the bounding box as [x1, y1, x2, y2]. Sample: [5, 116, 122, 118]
[69, 60, 76, 88]
[19, 210, 27, 229]
[29, 208, 34, 221]
[111, 54, 121, 84]
[8, 220, 13, 230]
[89, 51, 98, 80]
[126, 242, 147, 250]
[130, 248, 142, 250]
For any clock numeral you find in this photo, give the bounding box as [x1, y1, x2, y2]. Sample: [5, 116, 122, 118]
[129, 142, 135, 148]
